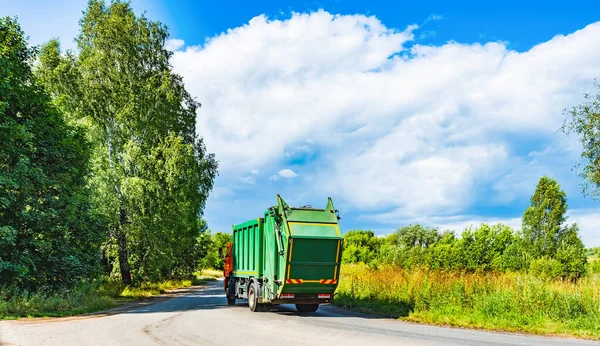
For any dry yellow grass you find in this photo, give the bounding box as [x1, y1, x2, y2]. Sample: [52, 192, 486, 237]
[333, 264, 600, 339]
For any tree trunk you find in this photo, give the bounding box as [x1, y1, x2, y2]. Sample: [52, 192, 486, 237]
[106, 122, 132, 285]
[117, 205, 132, 285]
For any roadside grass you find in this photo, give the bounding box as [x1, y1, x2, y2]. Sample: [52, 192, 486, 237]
[0, 269, 221, 319]
[198, 268, 223, 279]
[0, 283, 117, 319]
[333, 264, 600, 340]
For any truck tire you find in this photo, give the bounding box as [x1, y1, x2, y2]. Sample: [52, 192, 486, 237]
[226, 277, 236, 305]
[260, 303, 271, 312]
[248, 281, 261, 312]
[296, 304, 319, 313]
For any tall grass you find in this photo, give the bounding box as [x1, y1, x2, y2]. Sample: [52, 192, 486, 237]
[333, 264, 600, 339]
[0, 282, 117, 319]
[0, 269, 220, 319]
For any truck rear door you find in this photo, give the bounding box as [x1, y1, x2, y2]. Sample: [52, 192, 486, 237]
[285, 222, 341, 287]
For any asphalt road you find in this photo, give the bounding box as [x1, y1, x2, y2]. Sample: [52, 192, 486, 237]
[1, 280, 597, 346]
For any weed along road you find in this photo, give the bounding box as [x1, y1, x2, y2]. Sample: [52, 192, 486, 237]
[0, 280, 596, 346]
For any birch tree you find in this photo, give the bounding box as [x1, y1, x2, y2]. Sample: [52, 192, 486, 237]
[37, 0, 217, 284]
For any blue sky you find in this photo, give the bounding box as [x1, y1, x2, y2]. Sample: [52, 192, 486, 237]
[4, 1, 600, 245]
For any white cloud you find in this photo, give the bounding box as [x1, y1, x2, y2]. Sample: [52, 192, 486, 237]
[567, 209, 600, 247]
[278, 169, 298, 178]
[172, 10, 417, 171]
[425, 14, 443, 23]
[271, 169, 298, 180]
[165, 38, 185, 51]
[170, 12, 600, 242]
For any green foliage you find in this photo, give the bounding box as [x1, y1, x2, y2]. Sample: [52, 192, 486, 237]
[367, 223, 524, 273]
[458, 224, 516, 272]
[522, 176, 568, 258]
[202, 232, 232, 270]
[496, 238, 527, 272]
[342, 230, 381, 264]
[588, 260, 600, 274]
[0, 17, 103, 292]
[343, 177, 588, 279]
[561, 80, 600, 198]
[529, 257, 563, 280]
[521, 176, 587, 279]
[394, 224, 441, 248]
[586, 246, 600, 257]
[36, 1, 218, 283]
[555, 224, 587, 279]
[348, 193, 586, 280]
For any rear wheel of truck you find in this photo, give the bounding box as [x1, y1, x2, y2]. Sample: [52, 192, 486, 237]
[226, 278, 236, 305]
[296, 304, 319, 313]
[248, 282, 261, 312]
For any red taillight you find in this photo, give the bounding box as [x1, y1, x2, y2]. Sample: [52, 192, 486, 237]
[318, 294, 331, 299]
[281, 293, 294, 298]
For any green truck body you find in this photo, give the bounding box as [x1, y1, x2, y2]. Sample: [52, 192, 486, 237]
[224, 195, 343, 312]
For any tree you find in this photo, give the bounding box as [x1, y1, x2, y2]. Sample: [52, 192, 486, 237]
[555, 224, 587, 279]
[394, 224, 440, 248]
[459, 224, 515, 271]
[561, 80, 600, 198]
[202, 232, 233, 270]
[342, 230, 380, 264]
[0, 17, 102, 291]
[494, 234, 527, 272]
[427, 230, 459, 270]
[36, 1, 217, 284]
[522, 176, 587, 279]
[522, 176, 568, 259]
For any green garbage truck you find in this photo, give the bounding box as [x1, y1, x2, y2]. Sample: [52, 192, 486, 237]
[222, 195, 343, 312]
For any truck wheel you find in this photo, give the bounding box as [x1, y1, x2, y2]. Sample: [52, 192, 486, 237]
[296, 304, 319, 313]
[248, 282, 261, 312]
[226, 277, 236, 306]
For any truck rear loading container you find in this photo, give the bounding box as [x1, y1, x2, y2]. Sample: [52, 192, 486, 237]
[222, 195, 342, 312]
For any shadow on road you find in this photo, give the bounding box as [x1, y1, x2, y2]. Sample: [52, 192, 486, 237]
[124, 282, 390, 319]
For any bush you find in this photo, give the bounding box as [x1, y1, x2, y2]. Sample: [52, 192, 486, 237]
[588, 260, 600, 274]
[529, 257, 562, 280]
[555, 224, 587, 279]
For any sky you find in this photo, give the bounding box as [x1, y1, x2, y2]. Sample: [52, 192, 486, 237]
[3, 1, 600, 245]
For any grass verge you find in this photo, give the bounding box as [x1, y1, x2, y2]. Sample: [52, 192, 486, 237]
[332, 264, 600, 340]
[0, 269, 221, 319]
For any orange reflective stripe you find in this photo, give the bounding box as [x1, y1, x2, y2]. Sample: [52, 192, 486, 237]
[286, 279, 304, 284]
[319, 279, 337, 284]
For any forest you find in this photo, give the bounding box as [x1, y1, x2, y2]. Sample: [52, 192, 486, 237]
[1, 1, 219, 301]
